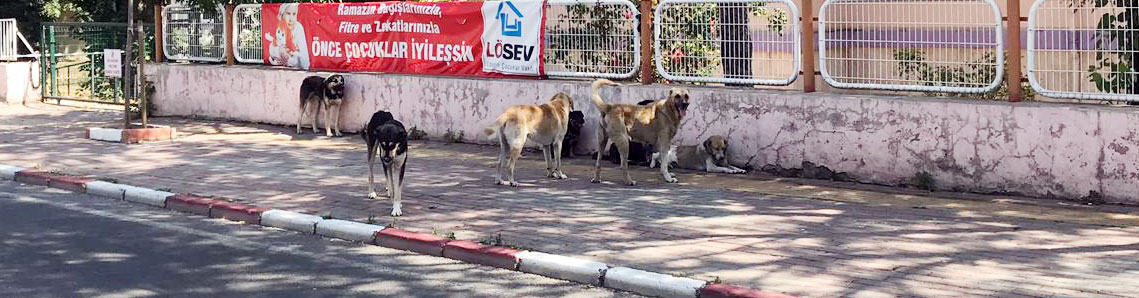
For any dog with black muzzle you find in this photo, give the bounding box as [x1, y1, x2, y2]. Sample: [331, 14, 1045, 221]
[590, 79, 691, 185]
[650, 135, 746, 174]
[363, 110, 409, 217]
[297, 74, 346, 137]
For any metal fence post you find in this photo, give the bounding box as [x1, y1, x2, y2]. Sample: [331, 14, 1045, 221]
[1006, 0, 1022, 102]
[154, 3, 164, 63]
[48, 25, 58, 98]
[639, 0, 653, 84]
[225, 3, 235, 65]
[801, 0, 816, 92]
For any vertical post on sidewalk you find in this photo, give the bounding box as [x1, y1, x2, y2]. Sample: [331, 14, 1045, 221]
[124, 0, 135, 129]
[155, 3, 164, 63]
[225, 3, 235, 65]
[639, 0, 653, 85]
[801, 0, 816, 93]
[1006, 0, 1022, 102]
[138, 25, 148, 126]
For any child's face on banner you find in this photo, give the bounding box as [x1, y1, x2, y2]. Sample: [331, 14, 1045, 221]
[282, 5, 299, 26]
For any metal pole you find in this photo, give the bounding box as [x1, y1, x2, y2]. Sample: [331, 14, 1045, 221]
[124, 0, 135, 129]
[638, 0, 653, 85]
[1006, 0, 1022, 102]
[225, 4, 235, 65]
[40, 25, 47, 101]
[48, 26, 58, 98]
[801, 0, 816, 93]
[138, 25, 147, 126]
[154, 3, 164, 63]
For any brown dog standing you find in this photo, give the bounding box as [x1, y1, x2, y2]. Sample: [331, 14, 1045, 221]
[484, 93, 575, 186]
[590, 79, 691, 185]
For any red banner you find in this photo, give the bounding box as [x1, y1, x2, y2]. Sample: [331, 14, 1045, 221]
[262, 2, 516, 78]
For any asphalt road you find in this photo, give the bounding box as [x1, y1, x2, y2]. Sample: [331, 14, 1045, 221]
[0, 181, 639, 298]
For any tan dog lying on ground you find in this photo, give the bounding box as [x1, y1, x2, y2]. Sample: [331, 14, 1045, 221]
[483, 93, 575, 186]
[650, 135, 747, 174]
[590, 79, 691, 185]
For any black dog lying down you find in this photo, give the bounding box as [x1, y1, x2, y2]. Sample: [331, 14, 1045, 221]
[605, 100, 656, 166]
[362, 110, 408, 217]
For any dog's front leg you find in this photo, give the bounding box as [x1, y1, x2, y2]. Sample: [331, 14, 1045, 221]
[323, 102, 334, 137]
[657, 136, 678, 183]
[332, 103, 342, 137]
[705, 159, 745, 174]
[367, 143, 379, 199]
[551, 141, 567, 179]
[383, 162, 394, 198]
[390, 154, 406, 216]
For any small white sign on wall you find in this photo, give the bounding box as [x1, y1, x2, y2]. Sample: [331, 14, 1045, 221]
[104, 49, 123, 78]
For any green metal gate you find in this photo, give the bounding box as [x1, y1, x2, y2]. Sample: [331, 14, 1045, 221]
[40, 22, 153, 105]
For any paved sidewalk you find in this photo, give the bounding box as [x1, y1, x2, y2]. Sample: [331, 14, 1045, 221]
[4, 103, 1139, 297]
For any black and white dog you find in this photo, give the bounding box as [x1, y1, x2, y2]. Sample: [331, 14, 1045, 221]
[297, 74, 346, 137]
[363, 110, 409, 217]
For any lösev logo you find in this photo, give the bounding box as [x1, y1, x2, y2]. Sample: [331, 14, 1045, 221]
[481, 0, 544, 75]
[496, 2, 524, 37]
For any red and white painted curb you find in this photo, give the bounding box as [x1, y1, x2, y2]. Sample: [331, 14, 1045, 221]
[0, 164, 793, 298]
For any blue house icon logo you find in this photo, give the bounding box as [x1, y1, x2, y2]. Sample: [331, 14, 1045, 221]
[496, 1, 524, 37]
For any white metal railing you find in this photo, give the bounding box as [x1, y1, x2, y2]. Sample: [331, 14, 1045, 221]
[818, 0, 1004, 93]
[653, 0, 800, 86]
[233, 4, 263, 64]
[1028, 0, 1139, 102]
[0, 19, 15, 61]
[1, 19, 37, 61]
[544, 0, 641, 79]
[163, 4, 226, 62]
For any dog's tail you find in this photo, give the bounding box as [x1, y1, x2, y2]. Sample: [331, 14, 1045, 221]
[591, 79, 621, 112]
[483, 114, 509, 139]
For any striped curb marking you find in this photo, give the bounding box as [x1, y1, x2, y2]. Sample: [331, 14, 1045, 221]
[0, 163, 793, 298]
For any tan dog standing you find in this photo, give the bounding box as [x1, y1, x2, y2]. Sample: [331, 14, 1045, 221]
[590, 79, 691, 185]
[484, 93, 575, 186]
[651, 135, 747, 174]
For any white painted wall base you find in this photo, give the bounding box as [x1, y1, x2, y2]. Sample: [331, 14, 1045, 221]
[145, 64, 1139, 204]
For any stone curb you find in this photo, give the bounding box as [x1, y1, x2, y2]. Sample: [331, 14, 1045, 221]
[377, 228, 448, 257]
[210, 202, 268, 224]
[517, 251, 608, 286]
[605, 267, 706, 298]
[123, 186, 175, 207]
[442, 240, 521, 270]
[0, 165, 23, 180]
[166, 193, 219, 216]
[0, 163, 794, 298]
[260, 210, 323, 234]
[86, 181, 129, 200]
[315, 219, 385, 243]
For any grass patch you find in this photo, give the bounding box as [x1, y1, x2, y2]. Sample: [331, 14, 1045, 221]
[407, 126, 428, 141]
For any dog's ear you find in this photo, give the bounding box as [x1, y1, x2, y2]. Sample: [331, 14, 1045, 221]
[703, 138, 713, 151]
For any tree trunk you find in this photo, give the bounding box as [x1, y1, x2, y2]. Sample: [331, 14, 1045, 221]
[718, 4, 751, 85]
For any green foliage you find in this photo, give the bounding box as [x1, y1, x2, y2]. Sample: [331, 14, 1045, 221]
[1082, 0, 1139, 101]
[893, 49, 1035, 100]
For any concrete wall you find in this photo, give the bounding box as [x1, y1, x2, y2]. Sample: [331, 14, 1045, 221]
[0, 61, 41, 104]
[146, 63, 1139, 204]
